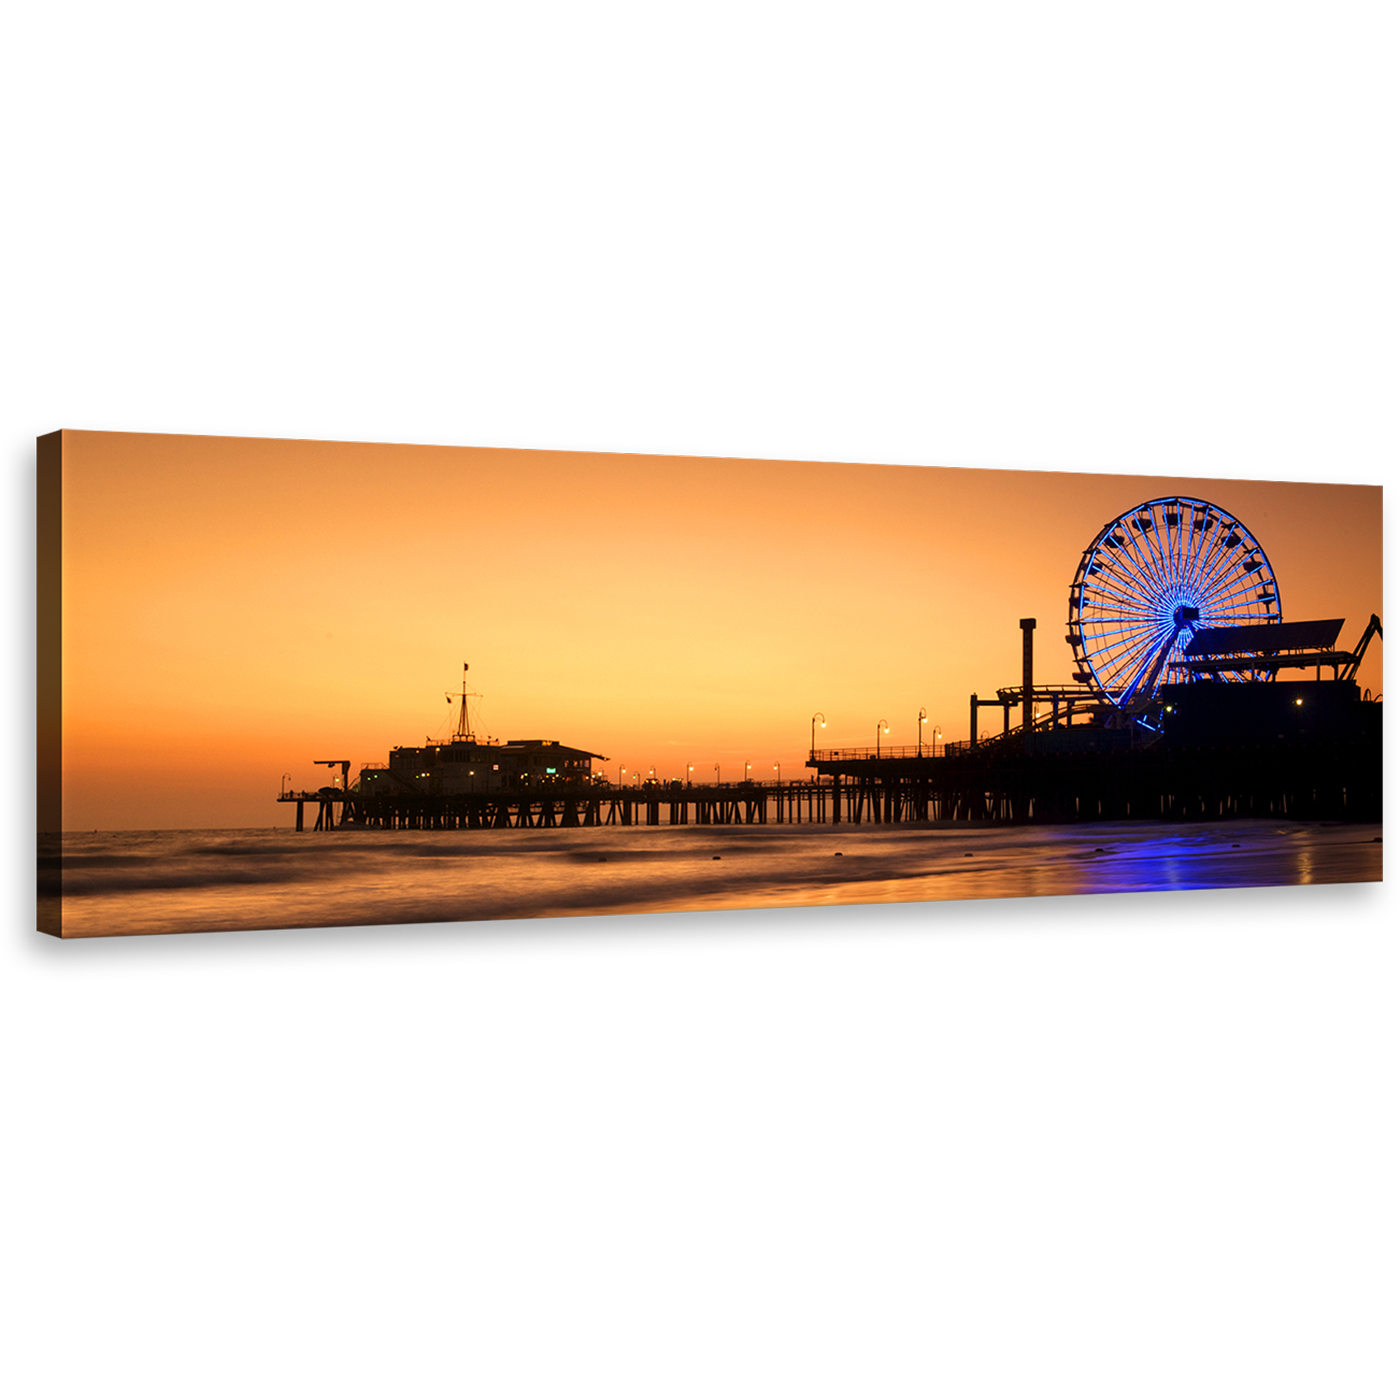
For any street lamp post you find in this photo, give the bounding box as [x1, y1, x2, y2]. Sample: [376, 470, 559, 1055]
[686, 764, 693, 787]
[918, 707, 927, 756]
[811, 711, 826, 757]
[773, 762, 781, 785]
[744, 761, 752, 782]
[876, 719, 888, 757]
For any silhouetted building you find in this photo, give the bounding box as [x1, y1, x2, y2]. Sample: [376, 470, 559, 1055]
[361, 737, 605, 797]
[1159, 679, 1374, 748]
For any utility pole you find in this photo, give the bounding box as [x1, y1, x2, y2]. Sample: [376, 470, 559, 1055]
[1020, 618, 1036, 733]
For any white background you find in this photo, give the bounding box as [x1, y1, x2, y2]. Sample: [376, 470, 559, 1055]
[5, 1, 1394, 459]
[5, 935, 1394, 1394]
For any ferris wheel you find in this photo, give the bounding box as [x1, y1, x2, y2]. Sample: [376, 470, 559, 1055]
[1067, 497, 1281, 712]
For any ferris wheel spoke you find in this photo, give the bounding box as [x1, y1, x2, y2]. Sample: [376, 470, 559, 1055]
[1080, 568, 1159, 613]
[1187, 560, 1243, 616]
[1086, 622, 1167, 657]
[1206, 576, 1275, 611]
[1182, 518, 1235, 595]
[1183, 508, 1218, 565]
[1088, 550, 1143, 586]
[1120, 515, 1176, 596]
[1110, 621, 1177, 685]
[1081, 551, 1145, 602]
[1192, 520, 1262, 606]
[1125, 520, 1170, 596]
[1095, 528, 1165, 601]
[1103, 537, 1170, 604]
[1181, 523, 1237, 599]
[1087, 565, 1169, 610]
[1090, 619, 1162, 648]
[1084, 585, 1159, 619]
[1113, 554, 1169, 608]
[1083, 619, 1163, 644]
[1197, 547, 1245, 588]
[1170, 515, 1210, 600]
[1195, 545, 1249, 602]
[1089, 625, 1151, 659]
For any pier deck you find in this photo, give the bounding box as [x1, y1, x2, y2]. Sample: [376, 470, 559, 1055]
[277, 782, 832, 831]
[278, 723, 1381, 832]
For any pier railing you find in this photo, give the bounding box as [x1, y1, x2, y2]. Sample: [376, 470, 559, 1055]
[809, 742, 966, 763]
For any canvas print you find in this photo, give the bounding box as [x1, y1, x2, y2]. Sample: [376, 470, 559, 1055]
[37, 431, 1383, 938]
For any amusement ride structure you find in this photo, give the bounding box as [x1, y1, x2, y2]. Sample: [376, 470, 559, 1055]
[1068, 496, 1281, 712]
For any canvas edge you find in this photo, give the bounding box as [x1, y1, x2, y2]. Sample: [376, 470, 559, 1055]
[37, 429, 63, 937]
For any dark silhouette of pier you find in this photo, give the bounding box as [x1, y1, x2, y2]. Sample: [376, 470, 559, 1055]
[277, 708, 1381, 833]
[279, 781, 828, 831]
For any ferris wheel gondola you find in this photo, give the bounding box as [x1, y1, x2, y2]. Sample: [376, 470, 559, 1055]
[1067, 497, 1281, 716]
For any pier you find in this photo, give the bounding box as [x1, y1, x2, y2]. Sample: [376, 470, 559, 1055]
[807, 733, 1381, 823]
[277, 717, 1381, 833]
[280, 781, 831, 831]
[278, 581, 1380, 835]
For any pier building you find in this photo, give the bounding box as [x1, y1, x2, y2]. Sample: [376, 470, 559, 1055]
[362, 736, 605, 799]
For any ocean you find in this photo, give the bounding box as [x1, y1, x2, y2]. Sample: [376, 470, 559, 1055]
[39, 819, 1382, 939]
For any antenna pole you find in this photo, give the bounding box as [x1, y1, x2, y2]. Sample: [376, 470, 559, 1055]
[451, 662, 480, 742]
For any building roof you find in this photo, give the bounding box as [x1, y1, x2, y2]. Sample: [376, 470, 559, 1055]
[502, 743, 608, 761]
[391, 739, 608, 762]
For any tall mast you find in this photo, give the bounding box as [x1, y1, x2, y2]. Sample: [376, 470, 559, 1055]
[450, 662, 480, 742]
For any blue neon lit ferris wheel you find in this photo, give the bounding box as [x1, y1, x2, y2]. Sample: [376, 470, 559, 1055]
[1067, 497, 1281, 712]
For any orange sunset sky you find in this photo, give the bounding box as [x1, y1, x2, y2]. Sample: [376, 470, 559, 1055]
[56, 431, 1383, 831]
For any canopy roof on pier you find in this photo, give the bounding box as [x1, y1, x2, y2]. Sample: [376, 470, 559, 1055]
[1184, 619, 1344, 656]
